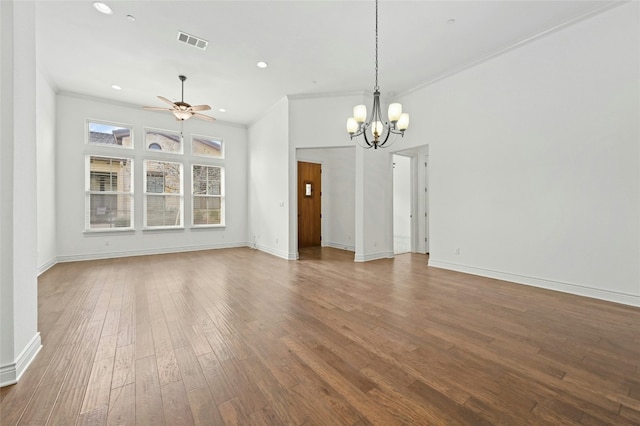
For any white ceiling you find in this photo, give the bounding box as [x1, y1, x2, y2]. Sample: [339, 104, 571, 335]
[36, 0, 619, 126]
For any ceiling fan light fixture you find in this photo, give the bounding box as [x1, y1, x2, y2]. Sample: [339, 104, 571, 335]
[93, 2, 113, 15]
[173, 110, 192, 121]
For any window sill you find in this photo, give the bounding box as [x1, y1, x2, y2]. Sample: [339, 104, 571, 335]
[190, 225, 226, 230]
[84, 228, 135, 235]
[142, 226, 184, 232]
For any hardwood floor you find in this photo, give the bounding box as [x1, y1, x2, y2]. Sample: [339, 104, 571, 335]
[2, 247, 639, 425]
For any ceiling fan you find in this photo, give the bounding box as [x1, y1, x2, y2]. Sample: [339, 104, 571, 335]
[143, 75, 215, 122]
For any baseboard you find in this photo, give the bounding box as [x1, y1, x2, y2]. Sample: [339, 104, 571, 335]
[255, 244, 297, 260]
[322, 241, 355, 252]
[0, 332, 42, 387]
[37, 257, 58, 276]
[428, 259, 640, 308]
[56, 242, 248, 263]
[354, 250, 394, 263]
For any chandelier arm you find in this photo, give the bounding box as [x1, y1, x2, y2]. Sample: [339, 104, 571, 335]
[362, 130, 373, 148]
[379, 126, 392, 147]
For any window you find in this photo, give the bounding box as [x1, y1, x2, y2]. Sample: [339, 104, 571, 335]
[144, 160, 183, 228]
[85, 156, 133, 230]
[87, 120, 133, 148]
[192, 165, 224, 226]
[145, 128, 182, 153]
[192, 134, 224, 159]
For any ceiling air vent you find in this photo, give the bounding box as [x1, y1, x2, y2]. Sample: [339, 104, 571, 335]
[177, 31, 208, 50]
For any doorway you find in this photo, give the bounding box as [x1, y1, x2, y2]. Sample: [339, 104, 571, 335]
[393, 154, 412, 254]
[298, 161, 322, 248]
[392, 145, 429, 255]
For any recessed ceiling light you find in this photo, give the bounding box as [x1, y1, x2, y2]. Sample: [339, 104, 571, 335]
[126, 14, 136, 22]
[111, 85, 121, 90]
[257, 61, 268, 69]
[93, 2, 113, 15]
[218, 108, 226, 113]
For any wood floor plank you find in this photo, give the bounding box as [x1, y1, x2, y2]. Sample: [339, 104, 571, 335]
[2, 247, 638, 425]
[134, 355, 164, 426]
[160, 380, 195, 426]
[46, 385, 85, 426]
[217, 397, 248, 426]
[174, 346, 207, 392]
[77, 406, 108, 426]
[81, 357, 115, 414]
[197, 352, 235, 405]
[106, 383, 135, 426]
[111, 344, 135, 389]
[186, 385, 225, 426]
[16, 382, 60, 425]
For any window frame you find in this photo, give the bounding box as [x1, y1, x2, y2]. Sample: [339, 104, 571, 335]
[86, 119, 134, 149]
[143, 159, 184, 230]
[191, 164, 225, 228]
[84, 155, 134, 232]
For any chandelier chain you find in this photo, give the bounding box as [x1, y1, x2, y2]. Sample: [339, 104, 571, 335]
[374, 0, 379, 91]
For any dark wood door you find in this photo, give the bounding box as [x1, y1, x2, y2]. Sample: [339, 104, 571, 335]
[298, 161, 321, 248]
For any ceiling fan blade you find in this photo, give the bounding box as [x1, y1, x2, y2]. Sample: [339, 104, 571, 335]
[193, 112, 216, 122]
[143, 106, 173, 111]
[158, 96, 176, 106]
[190, 104, 211, 112]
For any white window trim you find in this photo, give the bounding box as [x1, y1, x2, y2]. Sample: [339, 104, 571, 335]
[84, 155, 134, 232]
[191, 164, 225, 228]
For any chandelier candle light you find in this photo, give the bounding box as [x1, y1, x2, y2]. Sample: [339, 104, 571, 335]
[346, 0, 410, 149]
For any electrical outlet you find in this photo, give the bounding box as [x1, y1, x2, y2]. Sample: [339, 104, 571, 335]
[455, 247, 460, 255]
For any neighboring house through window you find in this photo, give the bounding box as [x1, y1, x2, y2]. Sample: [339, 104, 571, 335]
[87, 120, 133, 148]
[144, 160, 183, 228]
[85, 156, 133, 230]
[192, 164, 224, 226]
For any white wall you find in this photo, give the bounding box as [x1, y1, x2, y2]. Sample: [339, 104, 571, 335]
[355, 147, 394, 261]
[298, 147, 356, 251]
[400, 2, 640, 306]
[0, 0, 41, 387]
[36, 69, 56, 273]
[247, 98, 291, 258]
[55, 93, 248, 261]
[289, 94, 394, 260]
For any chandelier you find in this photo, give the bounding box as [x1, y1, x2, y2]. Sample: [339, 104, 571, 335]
[346, 0, 409, 149]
